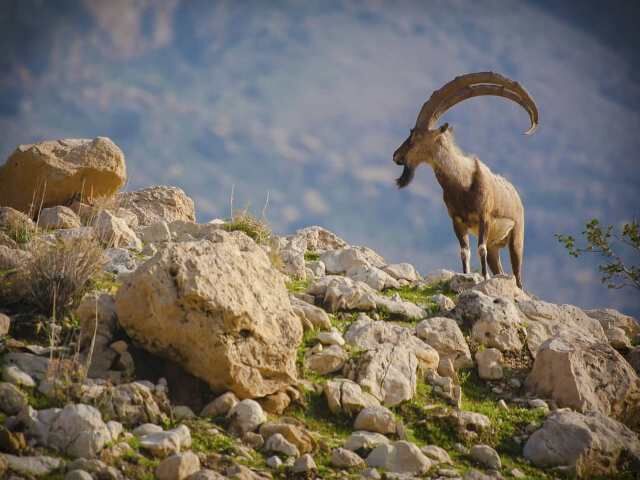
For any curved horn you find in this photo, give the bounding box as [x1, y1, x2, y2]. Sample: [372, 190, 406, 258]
[415, 72, 538, 135]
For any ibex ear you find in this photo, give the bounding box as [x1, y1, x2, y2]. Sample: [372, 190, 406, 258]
[439, 123, 449, 134]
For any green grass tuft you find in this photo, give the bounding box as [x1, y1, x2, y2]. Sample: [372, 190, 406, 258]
[222, 211, 272, 244]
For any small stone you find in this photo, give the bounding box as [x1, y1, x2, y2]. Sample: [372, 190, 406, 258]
[366, 441, 431, 474]
[106, 421, 123, 442]
[438, 467, 461, 477]
[227, 400, 266, 436]
[264, 433, 299, 457]
[421, 445, 452, 464]
[242, 431, 264, 449]
[110, 340, 128, 354]
[139, 425, 192, 458]
[0, 382, 27, 415]
[2, 365, 36, 387]
[173, 406, 196, 421]
[317, 330, 345, 346]
[354, 406, 397, 435]
[292, 454, 317, 473]
[305, 344, 348, 375]
[38, 206, 81, 230]
[470, 444, 501, 470]
[509, 378, 522, 389]
[200, 392, 238, 418]
[475, 348, 503, 380]
[155, 451, 200, 480]
[527, 399, 549, 413]
[65, 470, 93, 480]
[0, 313, 10, 336]
[344, 431, 391, 451]
[1, 454, 63, 477]
[497, 399, 509, 411]
[266, 455, 283, 469]
[330, 447, 365, 469]
[133, 423, 164, 437]
[511, 467, 526, 478]
[361, 467, 382, 479]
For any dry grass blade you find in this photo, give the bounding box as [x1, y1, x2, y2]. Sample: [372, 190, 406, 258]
[27, 236, 105, 319]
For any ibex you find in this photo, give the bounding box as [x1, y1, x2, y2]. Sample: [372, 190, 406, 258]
[393, 72, 538, 288]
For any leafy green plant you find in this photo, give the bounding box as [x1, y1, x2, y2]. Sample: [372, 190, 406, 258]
[556, 219, 639, 290]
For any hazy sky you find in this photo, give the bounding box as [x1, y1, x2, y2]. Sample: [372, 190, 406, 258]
[1, 0, 638, 315]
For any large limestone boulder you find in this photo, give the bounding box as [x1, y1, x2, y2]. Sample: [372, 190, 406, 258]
[524, 410, 640, 478]
[116, 185, 195, 226]
[585, 308, 640, 348]
[516, 299, 607, 357]
[115, 231, 302, 399]
[0, 137, 126, 213]
[526, 333, 640, 428]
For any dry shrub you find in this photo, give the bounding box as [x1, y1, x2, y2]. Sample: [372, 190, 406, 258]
[28, 236, 105, 319]
[0, 206, 36, 245]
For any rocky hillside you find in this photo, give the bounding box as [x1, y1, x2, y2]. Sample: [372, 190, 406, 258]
[0, 137, 639, 480]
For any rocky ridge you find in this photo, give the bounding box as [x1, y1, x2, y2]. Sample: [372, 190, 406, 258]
[0, 137, 638, 479]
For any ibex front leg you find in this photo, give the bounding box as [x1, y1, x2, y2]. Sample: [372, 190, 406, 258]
[453, 219, 470, 274]
[478, 218, 490, 280]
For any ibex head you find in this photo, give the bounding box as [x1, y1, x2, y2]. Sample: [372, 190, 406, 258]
[394, 72, 538, 188]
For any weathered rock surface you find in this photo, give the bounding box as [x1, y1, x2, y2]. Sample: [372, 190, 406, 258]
[455, 291, 524, 352]
[290, 296, 332, 331]
[526, 333, 640, 427]
[324, 379, 381, 415]
[38, 206, 81, 230]
[523, 410, 640, 478]
[305, 345, 348, 375]
[343, 431, 390, 452]
[383, 263, 419, 282]
[0, 137, 126, 213]
[475, 348, 503, 380]
[139, 425, 192, 458]
[353, 406, 397, 434]
[0, 382, 27, 415]
[116, 185, 195, 226]
[585, 308, 640, 348]
[116, 232, 302, 399]
[19, 404, 112, 458]
[416, 317, 472, 369]
[86, 381, 168, 427]
[517, 299, 607, 357]
[471, 275, 529, 301]
[346, 264, 399, 291]
[260, 422, 316, 455]
[366, 441, 431, 474]
[470, 444, 501, 470]
[227, 400, 266, 436]
[1, 453, 63, 477]
[348, 343, 418, 406]
[344, 314, 439, 370]
[331, 447, 365, 468]
[156, 451, 200, 480]
[94, 210, 142, 249]
[200, 392, 238, 418]
[291, 225, 348, 252]
[320, 247, 385, 274]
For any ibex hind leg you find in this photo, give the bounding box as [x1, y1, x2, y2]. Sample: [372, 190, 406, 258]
[508, 224, 524, 289]
[487, 246, 504, 276]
